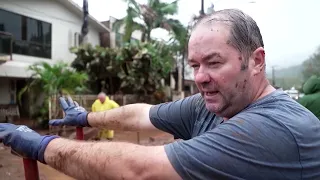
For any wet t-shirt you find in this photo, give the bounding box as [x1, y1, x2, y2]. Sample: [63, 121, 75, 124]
[149, 90, 320, 180]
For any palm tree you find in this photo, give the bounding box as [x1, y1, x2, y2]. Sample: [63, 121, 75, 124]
[113, 0, 185, 43]
[18, 61, 89, 125]
[19, 61, 88, 97]
[113, 0, 188, 93]
[168, 22, 189, 90]
[140, 0, 180, 42]
[112, 0, 144, 43]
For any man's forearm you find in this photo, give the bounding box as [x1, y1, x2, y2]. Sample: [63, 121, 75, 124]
[44, 138, 169, 180]
[88, 103, 153, 131]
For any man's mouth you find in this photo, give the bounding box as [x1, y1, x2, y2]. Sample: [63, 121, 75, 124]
[204, 91, 219, 96]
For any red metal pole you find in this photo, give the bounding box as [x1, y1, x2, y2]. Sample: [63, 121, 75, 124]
[23, 158, 40, 180]
[76, 127, 84, 140]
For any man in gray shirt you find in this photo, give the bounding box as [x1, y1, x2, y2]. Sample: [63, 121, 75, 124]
[1, 9, 320, 180]
[150, 91, 320, 179]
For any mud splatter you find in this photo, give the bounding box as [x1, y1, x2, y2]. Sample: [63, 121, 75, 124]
[231, 132, 248, 140]
[241, 63, 248, 71]
[235, 119, 245, 124]
[242, 79, 247, 89]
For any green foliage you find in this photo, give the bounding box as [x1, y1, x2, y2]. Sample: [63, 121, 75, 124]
[169, 20, 188, 54]
[71, 44, 120, 81]
[70, 41, 173, 95]
[19, 61, 88, 98]
[113, 2, 144, 43]
[18, 61, 88, 126]
[302, 46, 320, 81]
[118, 41, 173, 94]
[112, 0, 144, 43]
[114, 0, 185, 43]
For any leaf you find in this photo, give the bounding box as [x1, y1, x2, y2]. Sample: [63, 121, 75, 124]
[120, 81, 128, 88]
[106, 66, 113, 71]
[69, 47, 79, 53]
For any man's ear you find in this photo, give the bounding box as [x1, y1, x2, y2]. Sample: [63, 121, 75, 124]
[251, 47, 265, 75]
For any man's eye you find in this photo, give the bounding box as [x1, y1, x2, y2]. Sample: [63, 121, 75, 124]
[208, 62, 219, 67]
[191, 64, 199, 69]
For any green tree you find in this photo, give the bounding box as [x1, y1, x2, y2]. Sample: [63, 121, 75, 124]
[19, 61, 88, 126]
[113, 0, 185, 43]
[70, 43, 122, 94]
[140, 0, 180, 42]
[168, 22, 189, 89]
[117, 41, 174, 95]
[112, 0, 144, 43]
[70, 42, 174, 96]
[20, 61, 88, 96]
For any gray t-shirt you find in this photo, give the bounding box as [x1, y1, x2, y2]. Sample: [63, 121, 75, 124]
[150, 90, 320, 180]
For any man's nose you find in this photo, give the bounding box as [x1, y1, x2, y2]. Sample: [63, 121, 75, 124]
[195, 71, 211, 84]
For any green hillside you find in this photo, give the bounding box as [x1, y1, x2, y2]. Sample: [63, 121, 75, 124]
[266, 46, 320, 90]
[266, 64, 304, 90]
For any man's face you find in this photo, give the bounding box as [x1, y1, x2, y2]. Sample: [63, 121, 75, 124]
[188, 23, 254, 117]
[98, 96, 106, 103]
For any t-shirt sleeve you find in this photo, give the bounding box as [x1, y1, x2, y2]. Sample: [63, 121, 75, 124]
[149, 94, 202, 140]
[164, 113, 301, 180]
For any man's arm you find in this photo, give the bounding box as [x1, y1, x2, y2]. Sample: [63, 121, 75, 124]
[148, 94, 202, 140]
[49, 95, 200, 138]
[44, 138, 181, 180]
[88, 103, 158, 132]
[110, 100, 120, 108]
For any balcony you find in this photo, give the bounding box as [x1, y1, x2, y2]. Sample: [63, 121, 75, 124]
[0, 31, 13, 62]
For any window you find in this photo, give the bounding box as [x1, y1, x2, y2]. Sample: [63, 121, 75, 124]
[0, 32, 12, 57]
[0, 9, 21, 40]
[0, 9, 52, 59]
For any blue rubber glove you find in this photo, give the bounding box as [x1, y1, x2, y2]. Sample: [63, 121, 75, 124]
[49, 96, 90, 127]
[0, 123, 59, 163]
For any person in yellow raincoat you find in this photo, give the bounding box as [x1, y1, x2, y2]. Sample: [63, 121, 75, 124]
[92, 92, 119, 140]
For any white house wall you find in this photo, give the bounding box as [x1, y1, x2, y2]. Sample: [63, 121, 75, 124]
[0, 0, 101, 64]
[0, 0, 104, 105]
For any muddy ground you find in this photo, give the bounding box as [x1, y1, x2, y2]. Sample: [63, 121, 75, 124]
[0, 128, 174, 180]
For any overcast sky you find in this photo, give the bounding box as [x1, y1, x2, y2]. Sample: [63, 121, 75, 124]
[73, 0, 320, 70]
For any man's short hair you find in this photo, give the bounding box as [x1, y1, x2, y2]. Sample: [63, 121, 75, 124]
[97, 92, 106, 98]
[193, 9, 264, 69]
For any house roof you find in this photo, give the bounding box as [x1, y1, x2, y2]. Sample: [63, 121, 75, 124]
[55, 0, 110, 33]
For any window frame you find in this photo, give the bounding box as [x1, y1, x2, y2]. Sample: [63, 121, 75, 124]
[0, 8, 52, 59]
